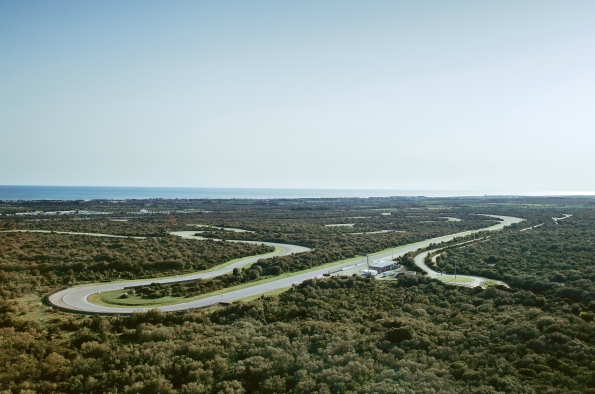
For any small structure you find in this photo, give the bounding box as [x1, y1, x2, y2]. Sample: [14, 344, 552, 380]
[369, 260, 400, 273]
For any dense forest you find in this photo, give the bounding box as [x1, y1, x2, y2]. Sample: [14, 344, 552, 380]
[4, 276, 595, 393]
[1, 196, 595, 393]
[0, 232, 274, 292]
[131, 265, 266, 299]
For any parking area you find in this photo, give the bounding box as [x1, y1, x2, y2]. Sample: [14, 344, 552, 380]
[330, 259, 408, 279]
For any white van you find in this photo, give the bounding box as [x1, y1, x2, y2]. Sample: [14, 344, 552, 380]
[361, 269, 378, 276]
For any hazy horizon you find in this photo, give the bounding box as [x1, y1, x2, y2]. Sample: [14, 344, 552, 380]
[2, 1, 594, 191]
[1, 185, 595, 201]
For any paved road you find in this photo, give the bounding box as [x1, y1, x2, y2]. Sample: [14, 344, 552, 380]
[48, 239, 311, 313]
[553, 214, 572, 223]
[414, 248, 507, 288]
[48, 214, 523, 314]
[520, 223, 544, 232]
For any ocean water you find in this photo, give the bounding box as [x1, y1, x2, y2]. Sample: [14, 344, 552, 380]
[0, 186, 488, 201]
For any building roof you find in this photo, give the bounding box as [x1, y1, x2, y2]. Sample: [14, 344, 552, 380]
[369, 260, 397, 269]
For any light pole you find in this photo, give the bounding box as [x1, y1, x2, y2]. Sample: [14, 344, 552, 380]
[454, 257, 457, 279]
[359, 253, 368, 269]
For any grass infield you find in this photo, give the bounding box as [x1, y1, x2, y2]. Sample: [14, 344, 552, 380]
[436, 275, 474, 283]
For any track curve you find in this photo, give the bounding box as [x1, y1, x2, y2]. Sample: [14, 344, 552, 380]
[47, 214, 523, 314]
[48, 239, 310, 314]
[414, 248, 507, 288]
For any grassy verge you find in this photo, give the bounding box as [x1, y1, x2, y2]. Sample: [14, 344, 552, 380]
[89, 271, 293, 308]
[89, 244, 420, 309]
[87, 225, 510, 309]
[436, 275, 474, 283]
[89, 292, 183, 307]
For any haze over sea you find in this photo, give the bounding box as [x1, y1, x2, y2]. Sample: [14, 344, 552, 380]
[0, 186, 592, 201]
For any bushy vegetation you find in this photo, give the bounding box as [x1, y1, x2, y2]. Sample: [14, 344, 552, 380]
[433, 212, 594, 281]
[1, 196, 595, 393]
[431, 211, 595, 314]
[133, 266, 265, 299]
[4, 277, 595, 393]
[0, 232, 274, 289]
[0, 215, 179, 237]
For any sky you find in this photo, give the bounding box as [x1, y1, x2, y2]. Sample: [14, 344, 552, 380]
[1, 1, 595, 193]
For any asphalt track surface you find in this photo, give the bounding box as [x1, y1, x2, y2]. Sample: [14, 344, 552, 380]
[48, 239, 310, 314]
[48, 214, 523, 314]
[414, 248, 507, 288]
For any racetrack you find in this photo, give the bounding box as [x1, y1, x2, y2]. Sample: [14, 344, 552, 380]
[48, 239, 310, 313]
[413, 247, 507, 288]
[47, 214, 523, 314]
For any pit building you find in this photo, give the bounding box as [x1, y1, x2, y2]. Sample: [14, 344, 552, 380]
[369, 260, 400, 273]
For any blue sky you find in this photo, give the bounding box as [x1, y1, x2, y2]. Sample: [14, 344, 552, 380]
[1, 1, 594, 192]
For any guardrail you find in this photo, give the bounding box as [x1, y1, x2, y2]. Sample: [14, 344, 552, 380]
[328, 260, 368, 274]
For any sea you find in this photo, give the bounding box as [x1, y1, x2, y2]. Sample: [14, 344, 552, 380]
[0, 186, 590, 201]
[0, 186, 493, 201]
